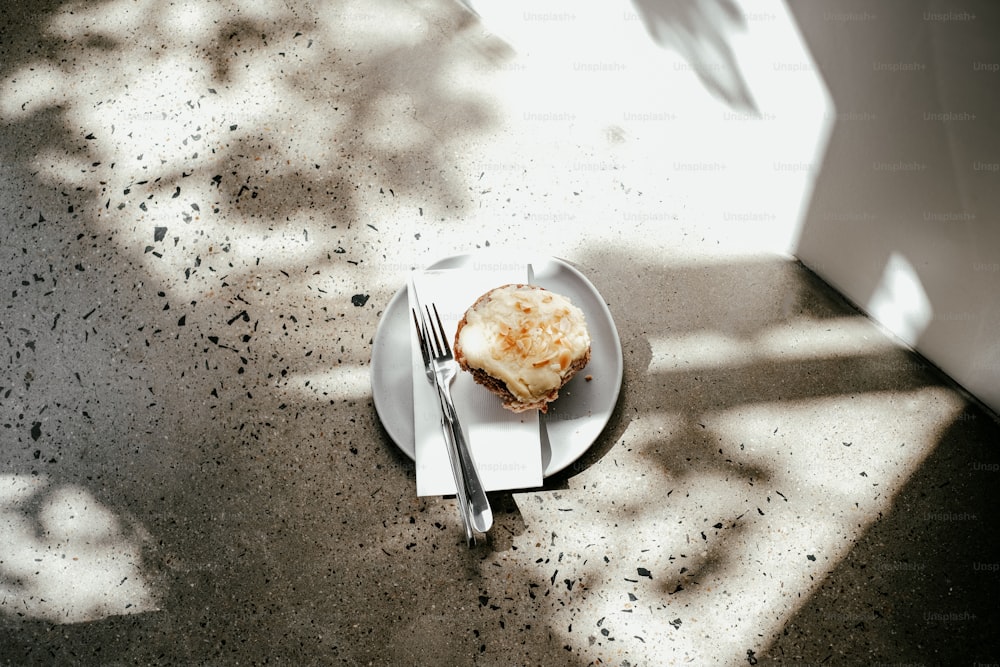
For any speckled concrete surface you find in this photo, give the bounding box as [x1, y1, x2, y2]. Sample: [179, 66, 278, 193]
[1, 1, 999, 665]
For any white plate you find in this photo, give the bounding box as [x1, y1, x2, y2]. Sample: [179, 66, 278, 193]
[370, 254, 623, 477]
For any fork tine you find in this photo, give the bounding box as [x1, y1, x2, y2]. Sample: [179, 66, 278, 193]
[411, 308, 430, 364]
[424, 304, 442, 357]
[431, 303, 452, 356]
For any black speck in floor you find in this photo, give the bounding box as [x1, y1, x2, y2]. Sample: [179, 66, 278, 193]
[637, 567, 652, 579]
[227, 310, 249, 325]
[31, 422, 41, 441]
[351, 294, 369, 307]
[154, 226, 167, 242]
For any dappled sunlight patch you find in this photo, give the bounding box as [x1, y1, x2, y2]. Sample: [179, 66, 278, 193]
[866, 252, 934, 348]
[1, 0, 499, 315]
[648, 315, 900, 373]
[318, 0, 435, 49]
[45, 0, 156, 44]
[0, 63, 67, 121]
[284, 366, 373, 403]
[27, 148, 96, 191]
[713, 388, 964, 501]
[0, 474, 159, 624]
[515, 386, 965, 662]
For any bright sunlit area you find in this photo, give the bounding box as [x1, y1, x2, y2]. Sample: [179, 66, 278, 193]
[1, 0, 997, 664]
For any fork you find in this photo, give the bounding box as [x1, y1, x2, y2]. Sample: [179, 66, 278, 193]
[410, 306, 476, 549]
[412, 307, 475, 546]
[413, 301, 494, 539]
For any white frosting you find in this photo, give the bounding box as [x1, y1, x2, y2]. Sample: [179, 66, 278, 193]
[457, 285, 590, 402]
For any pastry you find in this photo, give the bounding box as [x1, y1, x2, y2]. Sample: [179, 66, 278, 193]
[454, 284, 591, 413]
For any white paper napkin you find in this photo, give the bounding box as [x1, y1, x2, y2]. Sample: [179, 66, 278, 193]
[409, 267, 542, 497]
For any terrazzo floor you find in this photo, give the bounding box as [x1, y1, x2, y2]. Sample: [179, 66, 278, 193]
[2, 1, 999, 665]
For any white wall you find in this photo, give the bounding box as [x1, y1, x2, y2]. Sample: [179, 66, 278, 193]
[785, 0, 1000, 414]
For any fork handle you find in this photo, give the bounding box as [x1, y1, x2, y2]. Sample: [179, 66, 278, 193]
[437, 381, 494, 534]
[436, 414, 476, 547]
